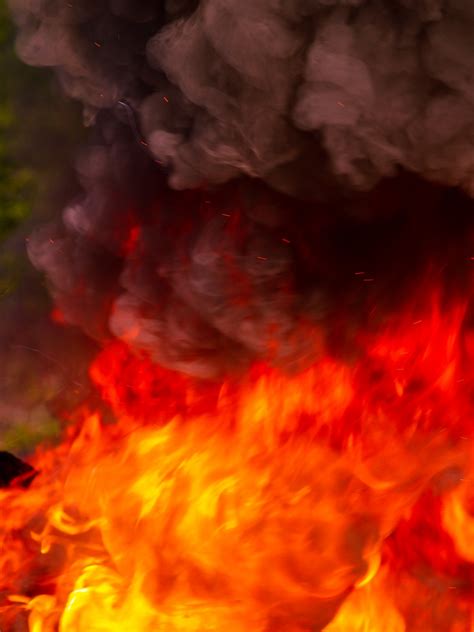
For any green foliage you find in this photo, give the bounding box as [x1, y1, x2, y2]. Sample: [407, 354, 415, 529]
[0, 251, 27, 299]
[0, 2, 83, 451]
[0, 0, 83, 242]
[0, 0, 36, 240]
[1, 415, 60, 453]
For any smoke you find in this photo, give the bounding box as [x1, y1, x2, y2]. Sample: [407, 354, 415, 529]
[5, 0, 474, 377]
[24, 116, 474, 377]
[23, 117, 326, 378]
[8, 0, 474, 196]
[0, 228, 97, 448]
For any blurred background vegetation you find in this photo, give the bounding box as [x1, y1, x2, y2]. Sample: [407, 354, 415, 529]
[0, 0, 83, 242]
[0, 0, 88, 453]
[0, 0, 36, 241]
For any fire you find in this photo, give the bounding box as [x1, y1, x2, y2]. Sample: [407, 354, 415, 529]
[0, 295, 472, 631]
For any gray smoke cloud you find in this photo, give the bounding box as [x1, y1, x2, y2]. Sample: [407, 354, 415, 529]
[25, 120, 329, 378]
[8, 0, 474, 197]
[6, 0, 474, 378]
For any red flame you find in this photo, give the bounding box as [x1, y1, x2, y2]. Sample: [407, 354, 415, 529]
[0, 292, 472, 631]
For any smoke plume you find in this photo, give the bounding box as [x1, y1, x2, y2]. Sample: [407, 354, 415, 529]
[8, 0, 474, 195]
[6, 0, 474, 377]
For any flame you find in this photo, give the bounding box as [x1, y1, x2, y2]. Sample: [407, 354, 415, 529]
[442, 461, 474, 564]
[0, 296, 472, 631]
[323, 569, 405, 632]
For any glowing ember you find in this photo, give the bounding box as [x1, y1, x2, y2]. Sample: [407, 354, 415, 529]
[0, 295, 472, 631]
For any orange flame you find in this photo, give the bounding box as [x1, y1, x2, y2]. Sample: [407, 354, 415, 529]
[0, 296, 472, 631]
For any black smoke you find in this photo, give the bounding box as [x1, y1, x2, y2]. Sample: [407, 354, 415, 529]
[6, 0, 474, 378]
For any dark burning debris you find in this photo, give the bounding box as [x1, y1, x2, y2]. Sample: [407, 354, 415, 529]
[0, 451, 36, 488]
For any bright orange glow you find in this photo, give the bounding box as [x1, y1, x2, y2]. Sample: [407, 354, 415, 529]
[0, 296, 472, 631]
[442, 459, 474, 564]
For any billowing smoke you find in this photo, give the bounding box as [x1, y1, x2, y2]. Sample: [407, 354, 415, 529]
[6, 0, 474, 377]
[8, 0, 474, 195]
